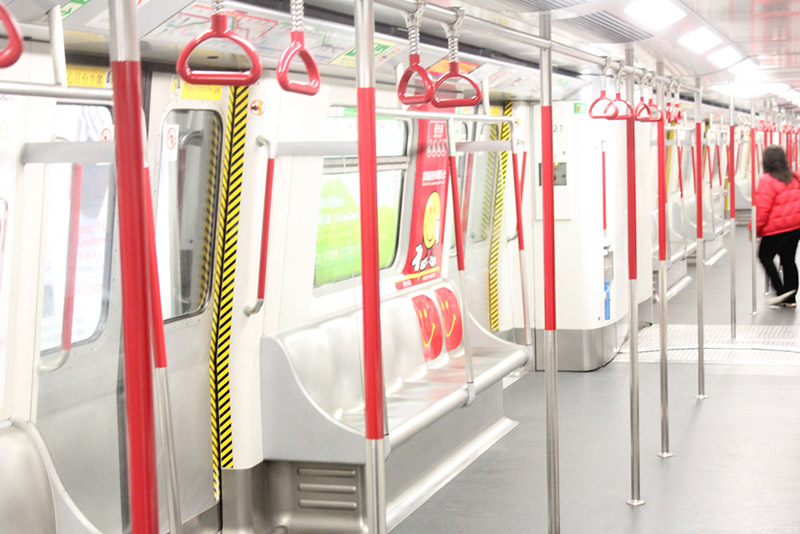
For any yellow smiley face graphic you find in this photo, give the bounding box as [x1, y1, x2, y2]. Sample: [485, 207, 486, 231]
[423, 191, 441, 249]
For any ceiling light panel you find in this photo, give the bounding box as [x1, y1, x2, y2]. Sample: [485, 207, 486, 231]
[678, 27, 722, 53]
[624, 0, 686, 31]
[707, 46, 743, 68]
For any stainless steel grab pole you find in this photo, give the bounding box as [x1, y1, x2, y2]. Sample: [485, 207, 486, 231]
[540, 13, 561, 533]
[355, 1, 387, 532]
[625, 46, 644, 507]
[729, 94, 737, 340]
[751, 101, 758, 316]
[656, 62, 672, 459]
[695, 82, 707, 400]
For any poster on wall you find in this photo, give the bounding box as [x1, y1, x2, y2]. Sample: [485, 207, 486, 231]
[395, 108, 451, 290]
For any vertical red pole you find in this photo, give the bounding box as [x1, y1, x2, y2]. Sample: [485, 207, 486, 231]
[108, 1, 158, 532]
[257, 158, 275, 301]
[601, 149, 608, 231]
[542, 107, 556, 330]
[716, 145, 723, 187]
[626, 116, 637, 280]
[696, 123, 703, 240]
[751, 128, 757, 197]
[511, 152, 526, 251]
[729, 126, 736, 220]
[657, 115, 666, 262]
[355, 0, 387, 531]
[448, 155, 466, 271]
[61, 163, 82, 353]
[677, 147, 684, 198]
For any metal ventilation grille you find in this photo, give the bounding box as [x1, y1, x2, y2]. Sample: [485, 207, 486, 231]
[503, 0, 586, 11]
[561, 11, 653, 43]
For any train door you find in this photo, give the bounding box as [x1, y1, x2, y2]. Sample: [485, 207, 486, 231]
[146, 71, 228, 529]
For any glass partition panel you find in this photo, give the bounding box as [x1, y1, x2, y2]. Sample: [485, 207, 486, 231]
[155, 109, 222, 320]
[35, 103, 125, 533]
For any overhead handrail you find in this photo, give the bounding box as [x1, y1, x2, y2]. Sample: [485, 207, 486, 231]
[176, 0, 263, 86]
[589, 58, 617, 120]
[432, 8, 482, 108]
[0, 3, 22, 69]
[277, 0, 320, 95]
[605, 69, 633, 120]
[397, 0, 433, 105]
[244, 136, 276, 316]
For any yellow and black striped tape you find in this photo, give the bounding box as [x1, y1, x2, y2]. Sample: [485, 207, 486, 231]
[487, 101, 512, 331]
[209, 85, 249, 497]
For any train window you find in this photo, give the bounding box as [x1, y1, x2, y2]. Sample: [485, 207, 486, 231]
[314, 108, 408, 287]
[40, 105, 115, 353]
[314, 169, 404, 286]
[325, 106, 409, 157]
[155, 109, 222, 320]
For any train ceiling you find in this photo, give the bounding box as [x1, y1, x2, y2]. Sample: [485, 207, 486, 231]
[2, 0, 799, 111]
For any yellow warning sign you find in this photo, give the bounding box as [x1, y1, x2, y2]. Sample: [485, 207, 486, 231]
[66, 65, 111, 89]
[171, 77, 223, 100]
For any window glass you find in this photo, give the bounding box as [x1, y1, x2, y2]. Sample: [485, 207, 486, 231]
[40, 105, 115, 352]
[314, 170, 404, 286]
[156, 109, 222, 320]
[325, 107, 408, 157]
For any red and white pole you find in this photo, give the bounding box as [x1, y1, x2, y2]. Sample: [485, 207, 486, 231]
[107, 1, 158, 532]
[624, 48, 644, 507]
[539, 13, 560, 534]
[695, 84, 707, 400]
[355, 0, 387, 532]
[655, 64, 671, 460]
[750, 102, 758, 315]
[729, 95, 737, 340]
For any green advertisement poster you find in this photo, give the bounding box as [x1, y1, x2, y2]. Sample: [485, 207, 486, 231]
[314, 172, 401, 286]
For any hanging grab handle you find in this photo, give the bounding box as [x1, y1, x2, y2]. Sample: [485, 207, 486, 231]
[432, 9, 482, 108]
[589, 58, 617, 119]
[176, 0, 263, 86]
[397, 1, 434, 105]
[0, 3, 22, 69]
[604, 71, 633, 120]
[277, 0, 320, 95]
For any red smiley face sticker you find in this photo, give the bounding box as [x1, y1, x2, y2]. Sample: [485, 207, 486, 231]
[434, 287, 463, 351]
[412, 295, 443, 361]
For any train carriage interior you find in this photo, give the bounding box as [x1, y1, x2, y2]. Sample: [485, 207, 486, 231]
[0, 0, 799, 533]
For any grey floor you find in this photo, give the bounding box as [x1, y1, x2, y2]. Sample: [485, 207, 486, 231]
[393, 224, 800, 534]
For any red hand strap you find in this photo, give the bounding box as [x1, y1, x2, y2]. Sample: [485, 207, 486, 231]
[277, 30, 320, 96]
[0, 4, 22, 69]
[176, 13, 263, 86]
[589, 90, 617, 119]
[432, 61, 482, 108]
[604, 92, 634, 120]
[397, 53, 434, 105]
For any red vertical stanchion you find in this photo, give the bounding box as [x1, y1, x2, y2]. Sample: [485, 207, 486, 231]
[601, 149, 608, 231]
[696, 124, 704, 241]
[108, 0, 158, 531]
[355, 1, 386, 532]
[245, 139, 276, 316]
[61, 163, 82, 355]
[729, 126, 736, 220]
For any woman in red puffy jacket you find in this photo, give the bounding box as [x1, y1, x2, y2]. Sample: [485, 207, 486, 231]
[753, 145, 800, 307]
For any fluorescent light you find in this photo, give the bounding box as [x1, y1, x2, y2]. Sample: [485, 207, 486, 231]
[707, 46, 743, 68]
[624, 0, 686, 31]
[679, 27, 722, 53]
[728, 59, 757, 76]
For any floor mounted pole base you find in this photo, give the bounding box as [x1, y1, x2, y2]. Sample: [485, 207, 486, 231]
[696, 394, 708, 400]
[657, 452, 674, 458]
[627, 499, 646, 507]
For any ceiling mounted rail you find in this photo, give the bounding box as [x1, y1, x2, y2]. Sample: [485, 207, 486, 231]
[377, 0, 700, 93]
